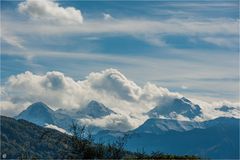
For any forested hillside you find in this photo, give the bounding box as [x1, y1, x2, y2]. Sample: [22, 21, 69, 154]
[0, 116, 199, 159]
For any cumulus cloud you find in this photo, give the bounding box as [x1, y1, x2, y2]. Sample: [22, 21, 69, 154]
[0, 101, 28, 117]
[1, 69, 178, 112]
[18, 0, 83, 24]
[3, 71, 85, 109]
[41, 71, 66, 90]
[86, 69, 142, 101]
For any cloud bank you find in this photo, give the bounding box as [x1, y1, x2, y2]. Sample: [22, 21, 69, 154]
[1, 69, 179, 113]
[1, 68, 239, 131]
[1, 69, 180, 129]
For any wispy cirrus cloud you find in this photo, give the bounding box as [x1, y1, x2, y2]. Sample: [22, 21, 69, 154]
[3, 10, 238, 50]
[1, 27, 25, 49]
[4, 18, 238, 36]
[2, 46, 238, 103]
[202, 36, 238, 48]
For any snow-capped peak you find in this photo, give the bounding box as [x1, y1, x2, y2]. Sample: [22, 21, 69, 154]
[147, 97, 202, 120]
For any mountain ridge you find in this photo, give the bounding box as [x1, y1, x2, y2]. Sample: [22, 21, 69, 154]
[94, 117, 240, 159]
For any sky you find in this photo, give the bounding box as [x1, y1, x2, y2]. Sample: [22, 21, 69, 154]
[1, 0, 239, 110]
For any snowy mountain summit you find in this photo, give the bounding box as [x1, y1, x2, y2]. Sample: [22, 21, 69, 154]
[15, 102, 55, 126]
[147, 97, 202, 120]
[75, 100, 116, 118]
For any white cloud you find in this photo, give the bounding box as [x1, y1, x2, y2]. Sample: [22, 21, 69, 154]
[136, 34, 167, 47]
[3, 17, 238, 36]
[0, 101, 30, 117]
[181, 85, 188, 90]
[103, 13, 112, 21]
[3, 71, 85, 108]
[3, 14, 237, 50]
[189, 98, 240, 121]
[86, 69, 143, 101]
[1, 27, 24, 49]
[78, 114, 136, 132]
[202, 37, 238, 48]
[0, 101, 19, 116]
[18, 0, 83, 25]
[45, 124, 69, 134]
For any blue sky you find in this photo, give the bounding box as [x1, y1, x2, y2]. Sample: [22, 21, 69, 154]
[1, 0, 239, 102]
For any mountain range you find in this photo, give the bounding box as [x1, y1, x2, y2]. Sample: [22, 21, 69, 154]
[13, 97, 240, 159]
[16, 100, 116, 131]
